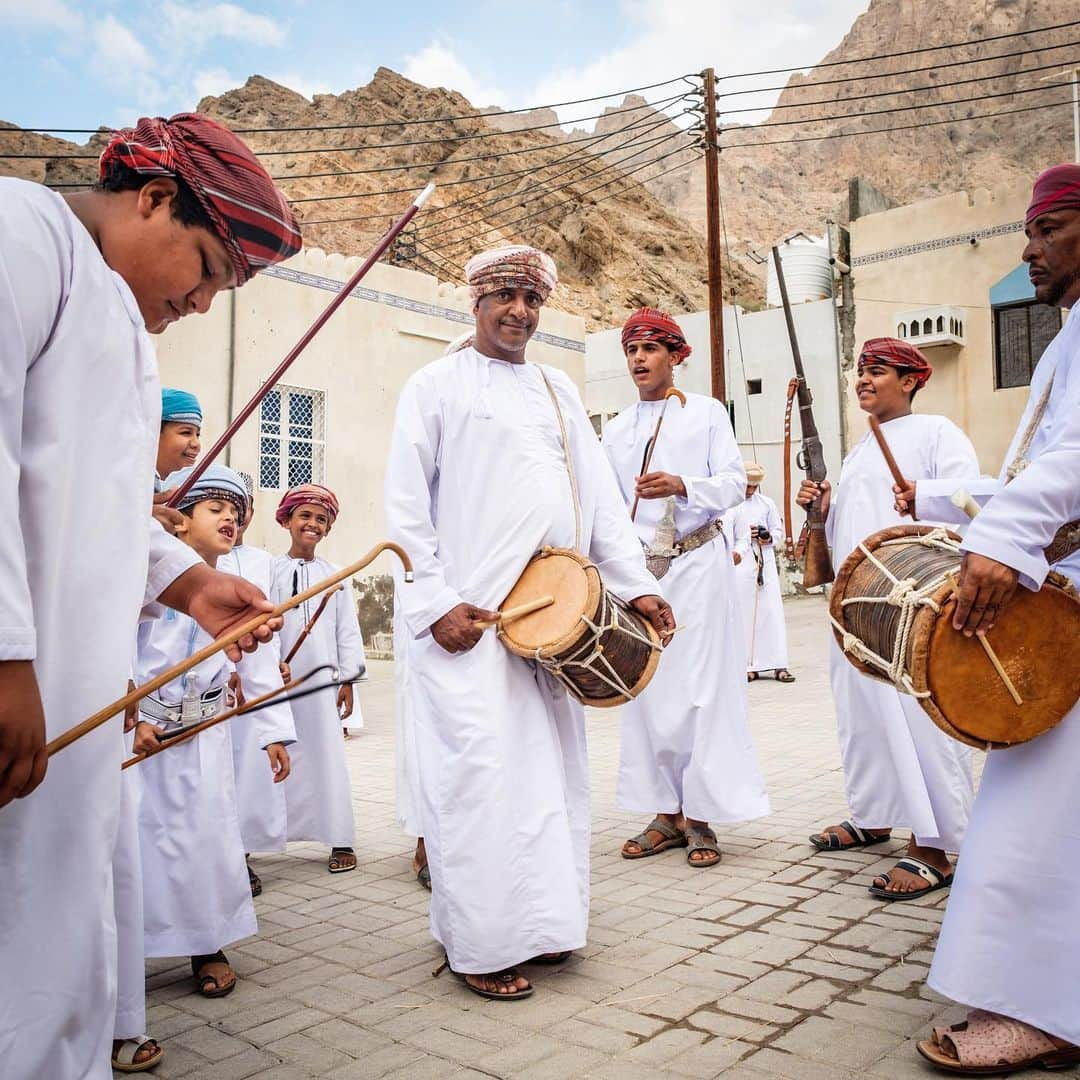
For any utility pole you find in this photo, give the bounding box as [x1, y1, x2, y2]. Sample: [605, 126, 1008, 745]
[702, 68, 726, 404]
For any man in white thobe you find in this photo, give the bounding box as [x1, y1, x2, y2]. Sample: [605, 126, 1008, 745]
[602, 308, 769, 868]
[731, 464, 794, 682]
[905, 165, 1080, 1072]
[799, 338, 980, 902]
[0, 113, 299, 1080]
[385, 247, 670, 999]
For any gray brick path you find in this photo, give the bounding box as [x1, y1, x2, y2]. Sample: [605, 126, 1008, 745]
[133, 596, 975, 1078]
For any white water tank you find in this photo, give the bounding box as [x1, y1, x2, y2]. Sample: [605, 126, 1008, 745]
[766, 234, 832, 308]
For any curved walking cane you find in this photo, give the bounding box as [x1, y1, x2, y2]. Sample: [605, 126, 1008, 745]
[46, 542, 414, 758]
[629, 386, 687, 522]
[283, 585, 343, 666]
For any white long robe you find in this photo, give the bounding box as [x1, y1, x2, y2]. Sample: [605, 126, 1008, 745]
[602, 393, 769, 823]
[393, 588, 424, 838]
[0, 180, 202, 1080]
[113, 759, 146, 1042]
[385, 347, 657, 973]
[271, 555, 365, 848]
[922, 304, 1080, 1045]
[826, 414, 980, 850]
[731, 492, 790, 673]
[132, 603, 291, 957]
[221, 544, 295, 853]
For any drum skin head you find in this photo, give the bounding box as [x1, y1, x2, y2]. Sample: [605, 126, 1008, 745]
[919, 581, 1080, 749]
[499, 548, 601, 658]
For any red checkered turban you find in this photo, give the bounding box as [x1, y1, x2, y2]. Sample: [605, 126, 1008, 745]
[1026, 163, 1080, 226]
[275, 484, 340, 526]
[621, 307, 692, 360]
[464, 245, 558, 303]
[100, 113, 302, 285]
[858, 337, 932, 388]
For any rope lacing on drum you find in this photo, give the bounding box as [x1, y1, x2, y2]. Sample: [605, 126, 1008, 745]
[830, 528, 958, 698]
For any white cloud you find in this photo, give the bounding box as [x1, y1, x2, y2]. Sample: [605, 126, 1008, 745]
[526, 0, 869, 130]
[193, 67, 240, 101]
[93, 15, 153, 72]
[401, 42, 507, 108]
[0, 0, 83, 33]
[163, 2, 287, 48]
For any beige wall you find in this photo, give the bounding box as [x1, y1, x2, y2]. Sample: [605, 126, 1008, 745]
[155, 248, 585, 582]
[849, 183, 1034, 472]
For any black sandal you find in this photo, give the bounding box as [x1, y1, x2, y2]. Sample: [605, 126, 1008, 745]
[246, 858, 262, 898]
[416, 863, 431, 891]
[809, 819, 892, 852]
[328, 847, 357, 874]
[527, 951, 572, 965]
[191, 950, 236, 998]
[775, 669, 796, 683]
[868, 857, 954, 902]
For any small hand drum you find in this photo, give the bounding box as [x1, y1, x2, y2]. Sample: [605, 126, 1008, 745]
[498, 547, 661, 707]
[830, 525, 1080, 749]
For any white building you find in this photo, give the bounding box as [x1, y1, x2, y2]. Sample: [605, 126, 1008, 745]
[586, 299, 846, 588]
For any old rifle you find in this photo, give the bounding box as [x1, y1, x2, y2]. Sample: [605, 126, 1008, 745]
[771, 245, 834, 588]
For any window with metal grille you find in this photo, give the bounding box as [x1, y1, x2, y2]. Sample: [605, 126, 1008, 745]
[258, 384, 326, 489]
[993, 302, 1062, 389]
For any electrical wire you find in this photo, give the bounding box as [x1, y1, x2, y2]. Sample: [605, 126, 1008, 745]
[716, 181, 755, 446]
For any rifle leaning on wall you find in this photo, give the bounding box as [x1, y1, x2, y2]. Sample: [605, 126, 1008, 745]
[771, 245, 834, 589]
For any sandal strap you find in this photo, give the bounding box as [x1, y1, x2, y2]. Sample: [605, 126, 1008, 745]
[628, 817, 683, 850]
[892, 857, 948, 886]
[114, 1036, 157, 1066]
[191, 949, 228, 974]
[685, 827, 719, 852]
[942, 1011, 1058, 1068]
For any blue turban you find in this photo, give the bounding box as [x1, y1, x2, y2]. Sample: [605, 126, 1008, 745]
[163, 464, 247, 518]
[161, 387, 203, 425]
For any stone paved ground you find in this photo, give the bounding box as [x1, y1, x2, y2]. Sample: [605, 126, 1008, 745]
[137, 595, 982, 1080]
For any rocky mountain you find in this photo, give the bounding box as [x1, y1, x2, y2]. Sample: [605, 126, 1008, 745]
[3, 0, 1076, 327]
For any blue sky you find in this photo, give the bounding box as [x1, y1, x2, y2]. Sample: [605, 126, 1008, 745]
[0, 1, 869, 134]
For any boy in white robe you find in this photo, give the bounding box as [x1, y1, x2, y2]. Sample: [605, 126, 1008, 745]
[733, 465, 794, 682]
[223, 473, 294, 897]
[132, 466, 293, 998]
[602, 308, 769, 868]
[901, 165, 1080, 1073]
[0, 113, 297, 1080]
[386, 248, 672, 1000]
[272, 484, 366, 874]
[798, 338, 980, 901]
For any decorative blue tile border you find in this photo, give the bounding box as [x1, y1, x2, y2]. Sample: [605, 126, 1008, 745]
[262, 264, 586, 353]
[852, 220, 1024, 268]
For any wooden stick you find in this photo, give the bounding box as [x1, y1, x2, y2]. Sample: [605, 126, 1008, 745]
[47, 541, 414, 758]
[473, 595, 555, 630]
[121, 665, 325, 770]
[283, 585, 343, 665]
[869, 415, 916, 520]
[945, 572, 1024, 706]
[950, 488, 982, 521]
[630, 386, 687, 522]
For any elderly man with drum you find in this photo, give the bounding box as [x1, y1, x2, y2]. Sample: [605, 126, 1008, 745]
[385, 246, 672, 1001]
[892, 165, 1080, 1075]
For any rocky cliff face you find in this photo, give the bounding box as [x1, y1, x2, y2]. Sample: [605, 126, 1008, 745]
[3, 0, 1075, 327]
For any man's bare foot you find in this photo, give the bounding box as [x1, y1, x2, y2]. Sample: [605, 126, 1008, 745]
[684, 817, 721, 865]
[412, 837, 431, 890]
[112, 1036, 162, 1069]
[872, 837, 952, 895]
[464, 970, 532, 996]
[192, 954, 236, 998]
[622, 812, 686, 857]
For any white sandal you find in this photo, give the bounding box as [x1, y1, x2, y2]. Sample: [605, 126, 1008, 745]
[112, 1035, 164, 1073]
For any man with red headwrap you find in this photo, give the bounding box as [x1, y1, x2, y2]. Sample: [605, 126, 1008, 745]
[900, 165, 1080, 1074]
[602, 308, 769, 868]
[0, 113, 298, 1078]
[798, 337, 981, 905]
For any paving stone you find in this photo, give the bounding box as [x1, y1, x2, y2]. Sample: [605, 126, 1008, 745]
[770, 1015, 906, 1069]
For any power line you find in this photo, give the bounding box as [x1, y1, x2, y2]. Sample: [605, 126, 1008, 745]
[714, 16, 1080, 80]
[717, 50, 1080, 116]
[7, 74, 699, 137]
[715, 35, 1080, 99]
[1, 89, 694, 161]
[719, 92, 1075, 150]
[723, 75, 1072, 133]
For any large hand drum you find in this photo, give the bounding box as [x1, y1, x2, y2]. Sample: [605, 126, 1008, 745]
[498, 547, 662, 707]
[830, 525, 1080, 749]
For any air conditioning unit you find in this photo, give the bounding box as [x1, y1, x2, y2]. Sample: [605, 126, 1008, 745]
[894, 305, 966, 348]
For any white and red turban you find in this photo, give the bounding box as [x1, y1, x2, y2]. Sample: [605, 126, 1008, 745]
[100, 113, 302, 285]
[621, 307, 692, 360]
[1026, 163, 1080, 226]
[858, 337, 932, 389]
[275, 484, 340, 526]
[464, 245, 558, 304]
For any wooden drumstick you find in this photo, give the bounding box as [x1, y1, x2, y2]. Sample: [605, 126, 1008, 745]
[869, 415, 916, 520]
[945, 572, 1024, 706]
[473, 595, 555, 630]
[950, 488, 982, 520]
[630, 386, 687, 522]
